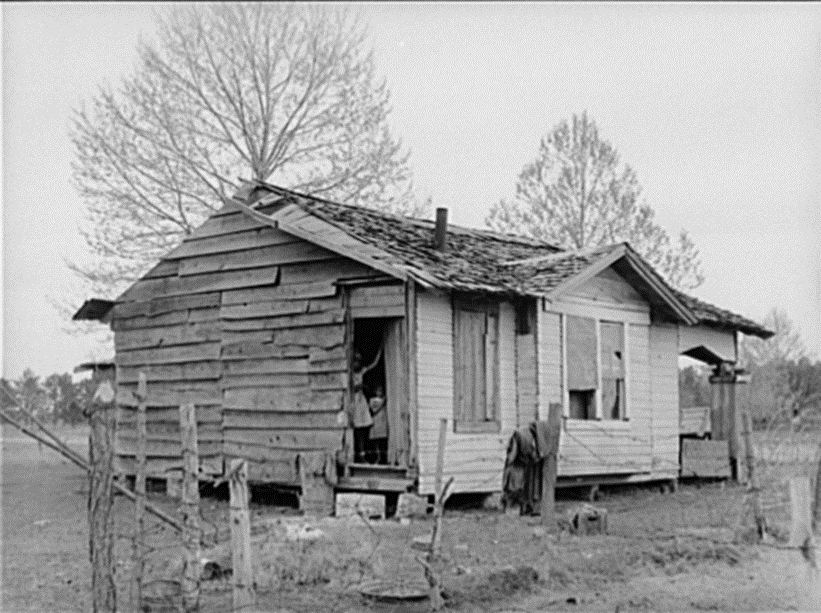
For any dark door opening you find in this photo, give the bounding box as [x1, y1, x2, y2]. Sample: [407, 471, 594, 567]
[351, 317, 407, 466]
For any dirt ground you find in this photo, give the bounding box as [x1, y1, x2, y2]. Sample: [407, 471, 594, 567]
[2, 425, 819, 613]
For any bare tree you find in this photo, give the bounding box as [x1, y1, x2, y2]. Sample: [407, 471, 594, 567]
[70, 3, 426, 296]
[486, 111, 704, 291]
[740, 308, 817, 424]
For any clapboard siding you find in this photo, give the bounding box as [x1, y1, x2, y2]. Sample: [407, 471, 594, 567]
[416, 292, 517, 494]
[113, 217, 377, 478]
[650, 324, 681, 477]
[537, 309, 562, 420]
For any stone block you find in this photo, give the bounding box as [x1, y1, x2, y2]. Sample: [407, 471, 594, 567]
[396, 493, 429, 518]
[335, 493, 386, 520]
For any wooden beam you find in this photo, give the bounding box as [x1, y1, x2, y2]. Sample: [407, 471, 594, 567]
[179, 403, 201, 613]
[229, 460, 255, 611]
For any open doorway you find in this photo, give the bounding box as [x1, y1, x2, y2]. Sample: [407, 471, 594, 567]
[351, 317, 406, 466]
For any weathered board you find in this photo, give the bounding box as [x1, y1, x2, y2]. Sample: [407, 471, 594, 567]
[680, 438, 731, 478]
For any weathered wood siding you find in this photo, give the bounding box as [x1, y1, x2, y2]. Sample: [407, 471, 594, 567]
[113, 206, 380, 482]
[650, 324, 681, 477]
[416, 290, 516, 494]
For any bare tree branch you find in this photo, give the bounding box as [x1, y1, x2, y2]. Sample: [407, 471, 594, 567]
[69, 2, 427, 301]
[487, 111, 705, 291]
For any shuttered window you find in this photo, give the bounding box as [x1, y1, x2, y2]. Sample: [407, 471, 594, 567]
[453, 298, 500, 433]
[563, 314, 630, 421]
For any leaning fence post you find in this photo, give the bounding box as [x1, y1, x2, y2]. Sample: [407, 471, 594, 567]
[432, 417, 448, 557]
[179, 403, 200, 612]
[229, 459, 255, 611]
[741, 411, 767, 539]
[88, 368, 117, 613]
[133, 372, 147, 611]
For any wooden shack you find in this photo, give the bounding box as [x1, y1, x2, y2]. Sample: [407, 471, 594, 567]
[74, 180, 772, 496]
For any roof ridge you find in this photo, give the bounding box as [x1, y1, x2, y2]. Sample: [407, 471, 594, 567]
[503, 242, 624, 267]
[243, 180, 560, 250]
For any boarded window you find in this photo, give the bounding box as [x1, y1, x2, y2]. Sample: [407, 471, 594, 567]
[453, 299, 500, 432]
[567, 315, 597, 391]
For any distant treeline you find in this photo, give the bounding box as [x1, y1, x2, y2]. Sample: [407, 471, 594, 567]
[1, 369, 96, 426]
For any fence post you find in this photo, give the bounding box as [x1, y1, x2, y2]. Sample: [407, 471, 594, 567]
[741, 411, 767, 539]
[133, 372, 147, 611]
[229, 459, 254, 611]
[179, 403, 200, 613]
[541, 403, 562, 531]
[432, 417, 448, 557]
[790, 477, 813, 549]
[88, 369, 117, 613]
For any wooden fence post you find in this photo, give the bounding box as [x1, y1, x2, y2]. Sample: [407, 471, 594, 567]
[88, 370, 117, 613]
[741, 411, 767, 539]
[229, 459, 255, 611]
[133, 372, 147, 611]
[179, 403, 200, 613]
[432, 418, 448, 557]
[541, 403, 562, 531]
[790, 477, 813, 549]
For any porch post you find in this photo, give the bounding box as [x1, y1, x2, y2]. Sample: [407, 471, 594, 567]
[709, 363, 750, 481]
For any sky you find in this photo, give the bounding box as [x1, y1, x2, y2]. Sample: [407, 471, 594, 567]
[2, 2, 819, 378]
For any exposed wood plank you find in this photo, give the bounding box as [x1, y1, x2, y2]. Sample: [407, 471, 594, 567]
[223, 388, 344, 412]
[222, 410, 344, 430]
[113, 307, 220, 332]
[165, 227, 296, 260]
[118, 406, 222, 425]
[220, 342, 309, 361]
[273, 325, 345, 349]
[177, 211, 264, 240]
[221, 281, 338, 305]
[278, 258, 377, 287]
[117, 381, 222, 407]
[114, 293, 222, 319]
[115, 322, 222, 351]
[220, 373, 310, 389]
[178, 242, 333, 276]
[118, 421, 222, 438]
[221, 330, 275, 345]
[142, 260, 181, 279]
[220, 310, 345, 331]
[119, 267, 280, 303]
[117, 439, 222, 457]
[223, 428, 344, 451]
[220, 300, 309, 321]
[348, 305, 405, 318]
[116, 342, 221, 366]
[117, 362, 221, 383]
[115, 456, 223, 477]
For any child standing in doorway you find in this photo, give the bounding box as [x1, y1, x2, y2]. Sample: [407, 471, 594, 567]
[352, 348, 382, 462]
[368, 386, 388, 464]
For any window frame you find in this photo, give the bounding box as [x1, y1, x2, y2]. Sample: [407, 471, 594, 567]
[452, 295, 501, 434]
[561, 311, 631, 423]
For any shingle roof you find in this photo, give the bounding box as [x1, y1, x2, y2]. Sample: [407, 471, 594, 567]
[673, 290, 773, 338]
[255, 184, 561, 295]
[242, 182, 773, 338]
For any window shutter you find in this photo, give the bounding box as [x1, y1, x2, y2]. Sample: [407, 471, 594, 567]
[485, 310, 499, 421]
[566, 315, 597, 390]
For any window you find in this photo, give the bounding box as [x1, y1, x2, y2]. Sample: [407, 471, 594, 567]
[566, 315, 598, 419]
[453, 298, 500, 433]
[564, 315, 629, 421]
[600, 321, 626, 420]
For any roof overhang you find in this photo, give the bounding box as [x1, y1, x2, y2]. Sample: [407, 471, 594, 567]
[543, 244, 699, 325]
[72, 298, 115, 323]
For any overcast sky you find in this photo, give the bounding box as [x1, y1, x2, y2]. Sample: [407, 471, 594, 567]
[2, 2, 819, 377]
